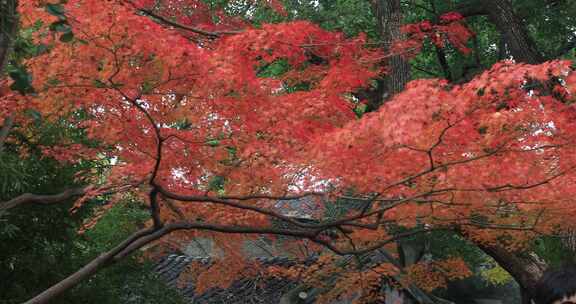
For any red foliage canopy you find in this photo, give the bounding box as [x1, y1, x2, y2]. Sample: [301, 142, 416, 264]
[6, 0, 576, 302]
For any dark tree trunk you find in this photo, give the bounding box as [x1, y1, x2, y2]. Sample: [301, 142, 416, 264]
[456, 0, 544, 64]
[450, 0, 546, 304]
[520, 289, 533, 304]
[561, 229, 576, 263]
[451, 2, 550, 301]
[368, 0, 411, 111]
[476, 243, 543, 289]
[485, 0, 544, 64]
[0, 0, 18, 73]
[467, 240, 546, 303]
[0, 1, 18, 151]
[450, 1, 551, 295]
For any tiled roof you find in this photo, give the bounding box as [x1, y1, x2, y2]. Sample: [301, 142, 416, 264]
[153, 254, 313, 303]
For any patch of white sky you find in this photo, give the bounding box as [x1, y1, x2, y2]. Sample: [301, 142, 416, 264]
[287, 165, 335, 193]
[172, 166, 193, 184]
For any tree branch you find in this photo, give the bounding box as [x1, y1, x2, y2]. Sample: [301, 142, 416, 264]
[157, 185, 326, 229]
[24, 220, 325, 303]
[0, 187, 87, 212]
[137, 8, 243, 38]
[23, 227, 157, 304]
[0, 0, 18, 73]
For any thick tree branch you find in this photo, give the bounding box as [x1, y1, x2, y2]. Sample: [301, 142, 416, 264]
[23, 227, 157, 304]
[25, 220, 326, 303]
[469, 240, 545, 296]
[0, 187, 87, 212]
[0, 181, 145, 213]
[112, 221, 320, 261]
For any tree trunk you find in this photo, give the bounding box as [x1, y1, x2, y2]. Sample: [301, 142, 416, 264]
[368, 0, 411, 111]
[560, 229, 576, 264]
[457, 0, 548, 293]
[451, 1, 549, 297]
[0, 1, 18, 150]
[485, 0, 543, 64]
[520, 288, 533, 304]
[456, 0, 543, 64]
[0, 0, 18, 73]
[477, 243, 543, 288]
[468, 241, 546, 303]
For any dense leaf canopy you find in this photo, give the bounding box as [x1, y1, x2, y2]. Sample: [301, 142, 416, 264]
[3, 0, 576, 303]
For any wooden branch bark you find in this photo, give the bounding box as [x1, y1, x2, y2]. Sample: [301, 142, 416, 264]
[461, 233, 546, 302]
[23, 221, 323, 304]
[0, 187, 87, 212]
[23, 227, 157, 304]
[137, 8, 242, 38]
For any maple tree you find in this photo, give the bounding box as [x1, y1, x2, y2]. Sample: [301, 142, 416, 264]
[3, 0, 576, 303]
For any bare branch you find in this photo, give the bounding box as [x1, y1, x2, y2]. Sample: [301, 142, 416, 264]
[112, 221, 321, 261]
[0, 187, 87, 212]
[23, 227, 157, 304]
[149, 187, 163, 229]
[137, 8, 243, 38]
[157, 185, 323, 229]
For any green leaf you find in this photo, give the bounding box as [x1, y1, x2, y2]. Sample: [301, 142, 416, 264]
[141, 81, 154, 94]
[49, 20, 72, 33]
[225, 146, 237, 156]
[353, 103, 367, 118]
[45, 3, 66, 20]
[8, 66, 34, 95]
[92, 79, 107, 88]
[35, 43, 49, 56]
[257, 59, 290, 78]
[60, 32, 74, 43]
[206, 139, 220, 147]
[26, 109, 42, 122]
[32, 19, 44, 31]
[45, 78, 61, 87]
[208, 176, 226, 192]
[173, 119, 192, 130]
